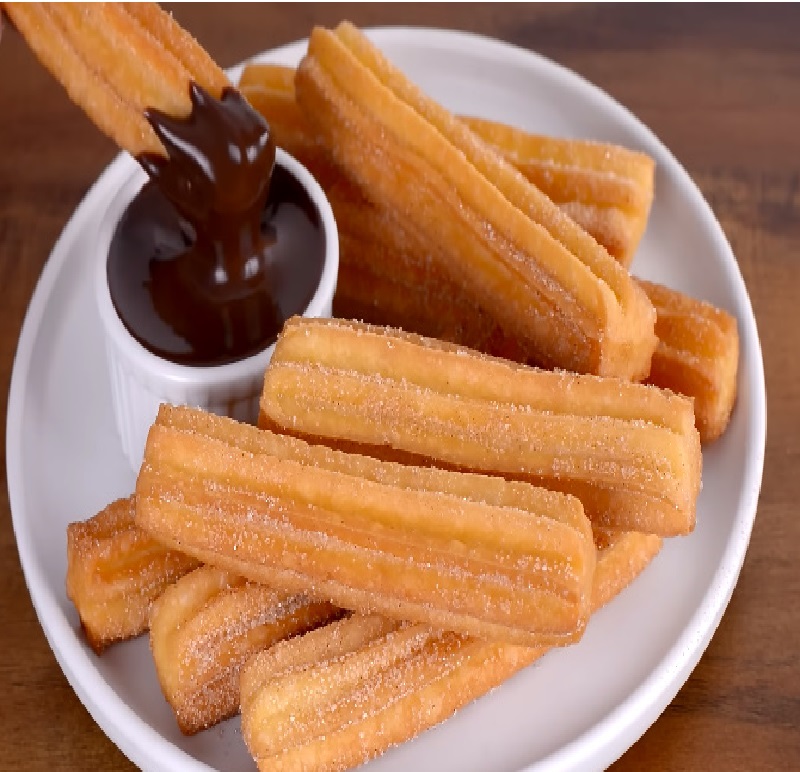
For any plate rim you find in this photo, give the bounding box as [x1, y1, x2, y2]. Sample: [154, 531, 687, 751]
[6, 24, 767, 772]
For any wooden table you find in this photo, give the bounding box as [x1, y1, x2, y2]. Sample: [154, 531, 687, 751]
[1, 4, 798, 769]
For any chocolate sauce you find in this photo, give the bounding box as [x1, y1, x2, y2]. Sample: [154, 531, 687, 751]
[107, 84, 325, 366]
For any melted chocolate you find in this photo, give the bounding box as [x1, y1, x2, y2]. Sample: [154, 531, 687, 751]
[107, 84, 325, 366]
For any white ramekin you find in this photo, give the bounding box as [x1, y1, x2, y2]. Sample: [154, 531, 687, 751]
[95, 148, 339, 471]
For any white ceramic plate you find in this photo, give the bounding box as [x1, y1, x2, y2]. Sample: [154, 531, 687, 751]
[7, 28, 766, 772]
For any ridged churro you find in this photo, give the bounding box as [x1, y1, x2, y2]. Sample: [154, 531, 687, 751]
[3, 2, 229, 156]
[461, 116, 654, 267]
[149, 565, 338, 734]
[240, 529, 662, 772]
[261, 317, 702, 536]
[295, 23, 656, 379]
[135, 405, 596, 647]
[639, 279, 739, 442]
[239, 62, 654, 265]
[326, 180, 507, 352]
[66, 496, 199, 654]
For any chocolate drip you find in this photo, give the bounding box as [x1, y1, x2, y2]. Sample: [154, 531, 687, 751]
[107, 84, 325, 366]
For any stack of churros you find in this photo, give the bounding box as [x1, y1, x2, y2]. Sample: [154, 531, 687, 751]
[237, 51, 739, 440]
[7, 3, 741, 768]
[240, 530, 662, 772]
[295, 23, 658, 380]
[238, 62, 656, 267]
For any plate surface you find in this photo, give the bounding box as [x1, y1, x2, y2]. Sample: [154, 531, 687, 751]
[7, 27, 766, 772]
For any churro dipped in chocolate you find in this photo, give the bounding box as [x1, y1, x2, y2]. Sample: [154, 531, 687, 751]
[66, 496, 199, 654]
[261, 317, 702, 536]
[6, 3, 326, 368]
[639, 279, 739, 442]
[295, 23, 656, 379]
[239, 529, 662, 772]
[3, 2, 228, 156]
[135, 405, 596, 647]
[239, 62, 655, 265]
[149, 564, 338, 734]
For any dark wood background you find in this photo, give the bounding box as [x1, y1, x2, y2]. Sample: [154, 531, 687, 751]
[1, 4, 798, 770]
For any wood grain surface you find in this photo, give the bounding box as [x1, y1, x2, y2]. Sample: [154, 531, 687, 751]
[1, 3, 798, 770]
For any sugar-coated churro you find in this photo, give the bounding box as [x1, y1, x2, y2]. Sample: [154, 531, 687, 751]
[149, 564, 338, 734]
[639, 279, 739, 442]
[261, 317, 702, 536]
[66, 496, 199, 654]
[461, 115, 654, 267]
[295, 23, 656, 379]
[135, 404, 596, 647]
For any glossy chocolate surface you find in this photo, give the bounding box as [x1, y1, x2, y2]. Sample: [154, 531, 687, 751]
[107, 84, 325, 366]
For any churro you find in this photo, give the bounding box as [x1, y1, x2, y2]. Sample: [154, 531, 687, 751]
[3, 2, 229, 156]
[261, 317, 702, 536]
[66, 496, 199, 654]
[240, 529, 662, 772]
[239, 61, 654, 265]
[295, 23, 656, 379]
[461, 116, 654, 266]
[149, 564, 338, 734]
[327, 180, 507, 352]
[639, 279, 739, 442]
[135, 404, 596, 646]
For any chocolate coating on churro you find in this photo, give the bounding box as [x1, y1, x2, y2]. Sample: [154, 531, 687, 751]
[108, 85, 325, 366]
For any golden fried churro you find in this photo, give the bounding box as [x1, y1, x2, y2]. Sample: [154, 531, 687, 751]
[241, 615, 538, 772]
[66, 496, 199, 654]
[135, 405, 596, 646]
[239, 62, 654, 265]
[590, 528, 662, 610]
[327, 181, 508, 352]
[149, 565, 338, 734]
[295, 23, 656, 379]
[261, 317, 702, 536]
[461, 116, 654, 267]
[239, 529, 662, 772]
[3, 2, 229, 155]
[638, 279, 739, 442]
